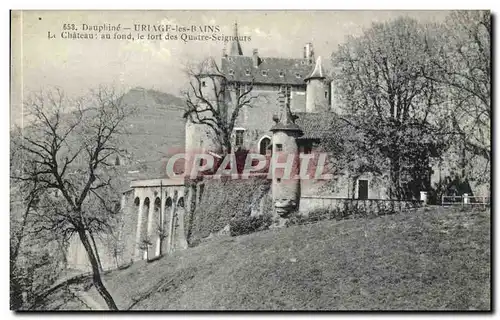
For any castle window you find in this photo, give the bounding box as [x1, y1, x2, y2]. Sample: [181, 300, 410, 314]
[262, 70, 268, 76]
[115, 155, 121, 166]
[202, 80, 207, 87]
[235, 129, 245, 147]
[325, 91, 328, 98]
[295, 73, 301, 78]
[279, 71, 284, 77]
[178, 197, 185, 208]
[229, 69, 234, 75]
[259, 137, 271, 155]
[303, 144, 312, 154]
[245, 69, 251, 76]
[277, 178, 281, 183]
[275, 143, 283, 152]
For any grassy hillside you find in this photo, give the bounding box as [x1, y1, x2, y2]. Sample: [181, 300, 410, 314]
[36, 206, 490, 311]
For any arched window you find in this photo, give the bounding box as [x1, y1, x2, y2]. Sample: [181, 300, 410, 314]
[165, 197, 172, 208]
[115, 155, 121, 166]
[177, 197, 185, 208]
[259, 137, 271, 155]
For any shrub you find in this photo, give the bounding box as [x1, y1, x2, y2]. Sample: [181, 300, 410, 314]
[190, 177, 271, 242]
[230, 215, 273, 237]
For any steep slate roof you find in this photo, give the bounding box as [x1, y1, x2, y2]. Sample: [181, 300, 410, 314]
[294, 112, 343, 140]
[220, 56, 314, 86]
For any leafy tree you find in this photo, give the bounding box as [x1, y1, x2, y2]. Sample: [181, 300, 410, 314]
[331, 17, 448, 199]
[426, 10, 491, 184]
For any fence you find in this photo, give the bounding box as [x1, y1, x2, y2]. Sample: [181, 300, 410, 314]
[299, 196, 422, 215]
[441, 194, 491, 207]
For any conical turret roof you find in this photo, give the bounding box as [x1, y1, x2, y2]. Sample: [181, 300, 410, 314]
[304, 56, 325, 81]
[270, 91, 303, 134]
[199, 57, 225, 78]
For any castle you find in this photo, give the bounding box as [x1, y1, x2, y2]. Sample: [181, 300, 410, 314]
[66, 23, 453, 270]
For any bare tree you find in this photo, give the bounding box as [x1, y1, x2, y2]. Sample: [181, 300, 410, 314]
[12, 86, 134, 310]
[10, 130, 46, 309]
[182, 58, 258, 156]
[425, 11, 491, 178]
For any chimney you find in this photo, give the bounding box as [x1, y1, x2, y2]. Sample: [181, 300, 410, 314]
[304, 43, 314, 63]
[252, 49, 260, 68]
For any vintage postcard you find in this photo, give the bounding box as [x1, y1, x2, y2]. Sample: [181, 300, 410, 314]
[10, 10, 491, 311]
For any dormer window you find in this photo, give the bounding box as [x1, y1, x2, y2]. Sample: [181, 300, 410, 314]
[301, 60, 306, 65]
[295, 73, 301, 78]
[245, 69, 250, 76]
[228, 69, 234, 76]
[279, 71, 284, 77]
[262, 70, 268, 77]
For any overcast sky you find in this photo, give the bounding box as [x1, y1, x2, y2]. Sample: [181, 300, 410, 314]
[11, 10, 451, 125]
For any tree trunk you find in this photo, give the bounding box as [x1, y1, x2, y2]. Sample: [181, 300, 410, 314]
[77, 228, 118, 310]
[88, 230, 103, 272]
[389, 154, 402, 200]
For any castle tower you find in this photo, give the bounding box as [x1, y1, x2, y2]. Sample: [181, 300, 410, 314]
[304, 56, 330, 113]
[270, 90, 303, 222]
[229, 22, 243, 56]
[185, 58, 226, 170]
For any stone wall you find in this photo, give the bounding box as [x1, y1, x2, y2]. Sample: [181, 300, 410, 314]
[299, 196, 422, 215]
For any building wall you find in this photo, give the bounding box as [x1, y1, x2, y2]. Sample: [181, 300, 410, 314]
[119, 191, 140, 264]
[299, 196, 420, 214]
[230, 87, 280, 153]
[130, 183, 187, 260]
[299, 168, 390, 200]
[291, 86, 307, 112]
[189, 81, 309, 155]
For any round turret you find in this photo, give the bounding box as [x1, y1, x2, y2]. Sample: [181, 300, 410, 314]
[305, 56, 330, 113]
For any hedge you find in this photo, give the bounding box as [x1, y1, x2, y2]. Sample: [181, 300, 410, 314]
[189, 177, 271, 243]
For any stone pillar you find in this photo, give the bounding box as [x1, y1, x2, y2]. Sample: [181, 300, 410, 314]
[420, 191, 428, 206]
[146, 194, 156, 259]
[463, 193, 469, 205]
[156, 192, 167, 257]
[167, 190, 176, 253]
[176, 191, 188, 250]
[134, 196, 144, 260]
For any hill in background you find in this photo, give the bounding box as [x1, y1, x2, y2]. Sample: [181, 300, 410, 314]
[116, 87, 186, 185]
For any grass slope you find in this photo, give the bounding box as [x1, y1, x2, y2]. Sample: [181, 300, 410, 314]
[43, 206, 490, 311]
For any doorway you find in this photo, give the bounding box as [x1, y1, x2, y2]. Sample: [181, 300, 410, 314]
[358, 180, 368, 200]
